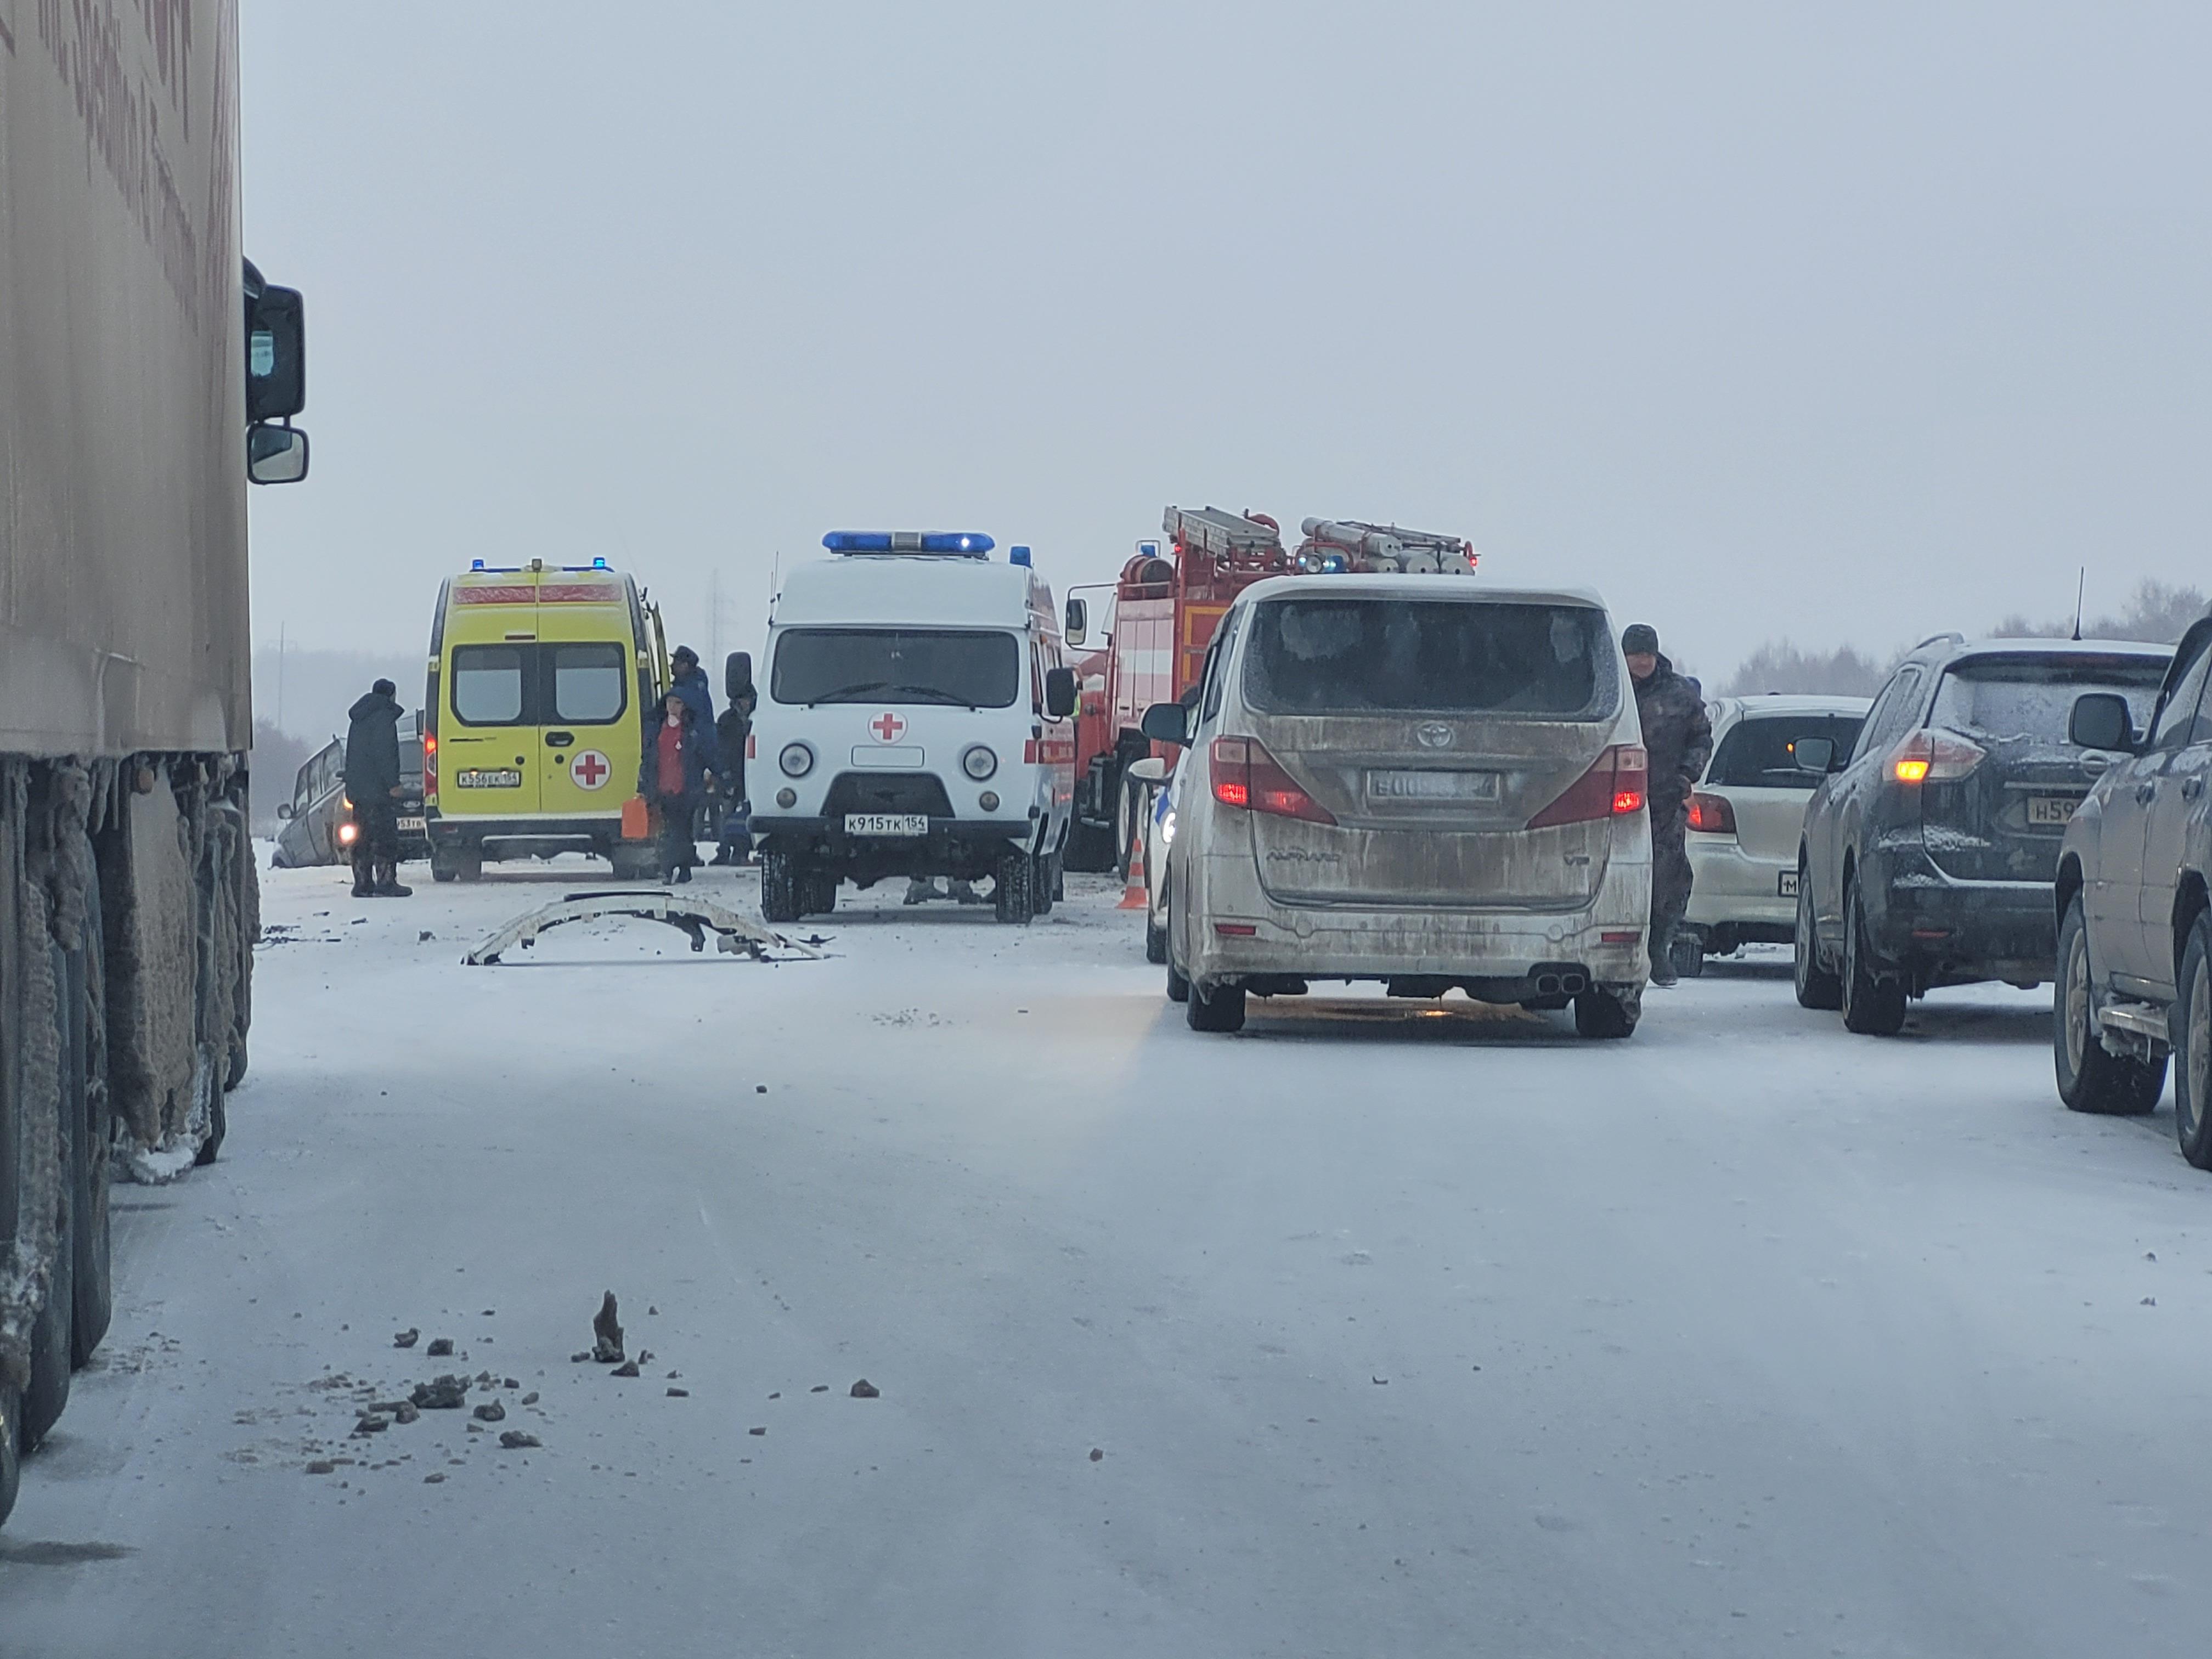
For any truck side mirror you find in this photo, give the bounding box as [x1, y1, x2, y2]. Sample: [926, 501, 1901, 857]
[1791, 736, 1835, 774]
[275, 802, 294, 820]
[2069, 691, 2136, 752]
[246, 422, 309, 485]
[1139, 701, 1189, 747]
[725, 651, 753, 703]
[1044, 666, 1077, 719]
[1064, 597, 1088, 646]
[245, 283, 306, 421]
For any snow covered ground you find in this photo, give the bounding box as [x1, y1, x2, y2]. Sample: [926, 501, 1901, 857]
[6, 853, 2212, 1656]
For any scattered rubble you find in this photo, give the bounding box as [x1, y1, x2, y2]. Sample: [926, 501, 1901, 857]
[1090, 1449, 1104, 1463]
[749, 1426, 766, 1436]
[473, 1401, 506, 1423]
[423, 1472, 445, 1483]
[352, 1414, 390, 1436]
[592, 1292, 624, 1363]
[426, 1338, 454, 1357]
[305, 1460, 337, 1476]
[850, 1379, 880, 1398]
[410, 1375, 469, 1410]
[611, 1361, 640, 1378]
[393, 1328, 420, 1349]
[521, 1391, 539, 1407]
[667, 1387, 689, 1398]
[499, 1431, 541, 1450]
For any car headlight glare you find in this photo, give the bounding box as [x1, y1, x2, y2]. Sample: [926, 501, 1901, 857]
[1159, 810, 1176, 847]
[778, 742, 815, 778]
[962, 744, 997, 781]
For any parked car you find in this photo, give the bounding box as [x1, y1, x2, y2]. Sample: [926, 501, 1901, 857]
[1126, 752, 1176, 963]
[1148, 576, 1652, 1038]
[1795, 635, 2171, 1034]
[1675, 695, 1870, 975]
[2052, 614, 2212, 1155]
[272, 729, 428, 869]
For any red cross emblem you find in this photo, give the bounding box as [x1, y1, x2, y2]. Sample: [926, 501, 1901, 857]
[868, 711, 907, 743]
[571, 749, 611, 789]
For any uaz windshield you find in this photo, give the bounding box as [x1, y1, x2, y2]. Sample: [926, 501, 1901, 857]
[770, 628, 1020, 708]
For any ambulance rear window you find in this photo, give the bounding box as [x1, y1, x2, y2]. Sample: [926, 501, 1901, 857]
[452, 646, 526, 724]
[550, 643, 627, 723]
[771, 629, 1020, 709]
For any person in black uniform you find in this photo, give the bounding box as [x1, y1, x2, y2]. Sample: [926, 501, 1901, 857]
[343, 679, 412, 898]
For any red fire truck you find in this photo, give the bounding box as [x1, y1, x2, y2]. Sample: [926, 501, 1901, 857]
[1064, 506, 1287, 868]
[1064, 508, 1479, 871]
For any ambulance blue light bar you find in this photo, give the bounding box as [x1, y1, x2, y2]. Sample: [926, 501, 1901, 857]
[821, 531, 995, 556]
[1008, 545, 1032, 566]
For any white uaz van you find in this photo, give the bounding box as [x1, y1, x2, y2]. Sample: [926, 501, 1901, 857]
[748, 533, 1079, 924]
[1149, 577, 1654, 1036]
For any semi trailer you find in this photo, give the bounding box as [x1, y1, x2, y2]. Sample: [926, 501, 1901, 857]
[1, 5, 309, 1526]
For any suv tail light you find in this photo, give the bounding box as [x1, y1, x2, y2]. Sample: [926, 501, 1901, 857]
[1527, 745, 1648, 829]
[1889, 729, 1984, 784]
[1686, 791, 1737, 834]
[1210, 737, 1336, 825]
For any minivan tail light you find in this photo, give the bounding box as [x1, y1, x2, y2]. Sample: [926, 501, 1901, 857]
[1686, 791, 1736, 834]
[1527, 745, 1648, 830]
[1210, 737, 1336, 825]
[1889, 729, 1983, 784]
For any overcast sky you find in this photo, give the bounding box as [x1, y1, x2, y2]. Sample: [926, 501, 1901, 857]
[239, 1, 2211, 682]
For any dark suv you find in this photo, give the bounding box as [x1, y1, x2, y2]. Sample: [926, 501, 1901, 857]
[1795, 635, 2171, 1034]
[2053, 615, 2212, 1160]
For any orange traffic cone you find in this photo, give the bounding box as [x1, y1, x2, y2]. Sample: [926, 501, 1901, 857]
[1116, 805, 1149, 911]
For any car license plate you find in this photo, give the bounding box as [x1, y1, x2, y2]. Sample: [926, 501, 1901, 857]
[454, 769, 521, 789]
[1365, 769, 1499, 803]
[845, 813, 928, 837]
[1778, 868, 1799, 898]
[2027, 794, 2082, 826]
[396, 816, 426, 833]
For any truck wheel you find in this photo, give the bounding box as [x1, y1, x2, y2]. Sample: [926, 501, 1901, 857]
[455, 848, 484, 882]
[760, 849, 802, 924]
[1145, 913, 1167, 964]
[21, 943, 76, 1451]
[994, 847, 1034, 924]
[1793, 865, 1842, 1010]
[803, 868, 838, 916]
[431, 848, 460, 882]
[2174, 915, 2212, 1169]
[1065, 818, 1116, 873]
[1032, 850, 1055, 916]
[1187, 978, 1245, 1032]
[1114, 781, 1143, 882]
[69, 866, 111, 1365]
[1573, 985, 1639, 1039]
[1839, 877, 1906, 1035]
[2056, 895, 2165, 1116]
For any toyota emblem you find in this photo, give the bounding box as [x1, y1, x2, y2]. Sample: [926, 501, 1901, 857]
[1415, 721, 1454, 749]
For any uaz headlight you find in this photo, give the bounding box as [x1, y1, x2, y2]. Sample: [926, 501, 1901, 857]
[961, 744, 997, 781]
[778, 742, 815, 778]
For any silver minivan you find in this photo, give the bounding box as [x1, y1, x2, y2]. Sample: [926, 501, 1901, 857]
[1145, 577, 1653, 1036]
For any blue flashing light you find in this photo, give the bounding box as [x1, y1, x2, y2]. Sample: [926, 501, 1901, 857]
[1008, 544, 1032, 567]
[821, 531, 996, 556]
[471, 559, 486, 570]
[592, 556, 608, 569]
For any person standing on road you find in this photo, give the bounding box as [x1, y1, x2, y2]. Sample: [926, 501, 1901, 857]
[710, 680, 757, 865]
[343, 678, 412, 899]
[1622, 624, 1711, 987]
[667, 646, 720, 872]
[639, 691, 714, 884]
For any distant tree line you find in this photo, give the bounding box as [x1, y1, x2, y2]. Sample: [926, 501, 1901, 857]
[1722, 580, 2209, 697]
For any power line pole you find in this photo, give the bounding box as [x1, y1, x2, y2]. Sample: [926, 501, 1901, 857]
[276, 620, 286, 733]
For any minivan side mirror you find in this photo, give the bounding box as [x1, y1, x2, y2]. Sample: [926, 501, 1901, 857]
[725, 651, 753, 703]
[2069, 691, 2136, 752]
[1792, 736, 1836, 775]
[1064, 597, 1088, 646]
[1044, 666, 1078, 720]
[246, 422, 309, 485]
[1139, 701, 1189, 746]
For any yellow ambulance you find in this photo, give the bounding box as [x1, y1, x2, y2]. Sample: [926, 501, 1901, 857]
[422, 557, 669, 881]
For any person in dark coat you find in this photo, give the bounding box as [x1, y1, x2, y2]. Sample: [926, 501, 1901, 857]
[709, 683, 757, 865]
[343, 679, 411, 898]
[1623, 624, 1712, 986]
[638, 691, 715, 883]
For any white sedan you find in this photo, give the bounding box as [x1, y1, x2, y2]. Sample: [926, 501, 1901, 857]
[1678, 693, 1870, 976]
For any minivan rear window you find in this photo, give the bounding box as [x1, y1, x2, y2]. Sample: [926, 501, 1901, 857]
[771, 629, 1020, 708]
[1243, 599, 1617, 717]
[1707, 714, 1866, 789]
[1930, 654, 2166, 745]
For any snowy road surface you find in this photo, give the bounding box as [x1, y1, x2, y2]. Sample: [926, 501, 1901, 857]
[6, 857, 2212, 1657]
